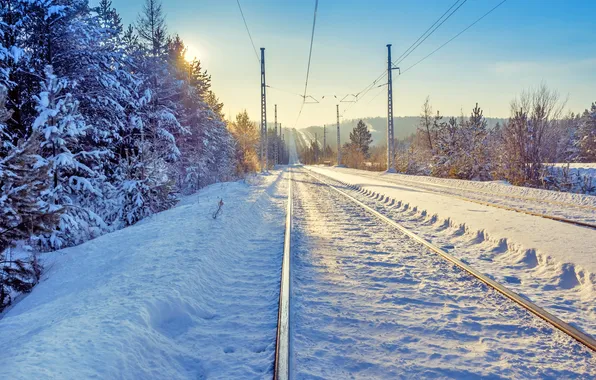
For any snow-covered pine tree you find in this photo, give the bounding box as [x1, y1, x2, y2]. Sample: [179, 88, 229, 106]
[109, 0, 182, 225]
[431, 114, 459, 178]
[555, 113, 581, 163]
[578, 103, 596, 162]
[230, 110, 260, 175]
[0, 92, 59, 310]
[460, 104, 490, 180]
[32, 66, 106, 249]
[0, 0, 36, 153]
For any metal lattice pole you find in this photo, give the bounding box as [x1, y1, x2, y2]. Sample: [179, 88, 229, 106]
[315, 133, 318, 164]
[386, 44, 398, 172]
[323, 125, 326, 162]
[274, 104, 278, 166]
[336, 104, 341, 166]
[260, 48, 268, 172]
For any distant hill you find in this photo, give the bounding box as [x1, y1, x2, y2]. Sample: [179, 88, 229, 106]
[292, 116, 507, 149]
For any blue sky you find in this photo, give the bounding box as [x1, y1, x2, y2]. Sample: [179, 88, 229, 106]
[95, 0, 596, 128]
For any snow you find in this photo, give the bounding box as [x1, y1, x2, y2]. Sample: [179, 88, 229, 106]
[307, 166, 596, 337]
[0, 172, 288, 379]
[549, 163, 596, 169]
[544, 163, 596, 195]
[310, 166, 596, 275]
[291, 169, 596, 378]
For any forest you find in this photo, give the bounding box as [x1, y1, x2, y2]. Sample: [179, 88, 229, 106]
[0, 0, 285, 310]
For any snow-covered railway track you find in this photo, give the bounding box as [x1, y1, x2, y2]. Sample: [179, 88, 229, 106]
[340, 170, 596, 229]
[278, 167, 596, 378]
[303, 169, 596, 354]
[274, 169, 292, 380]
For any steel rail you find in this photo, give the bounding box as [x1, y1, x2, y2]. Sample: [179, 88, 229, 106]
[328, 170, 596, 230]
[274, 169, 292, 380]
[304, 169, 596, 353]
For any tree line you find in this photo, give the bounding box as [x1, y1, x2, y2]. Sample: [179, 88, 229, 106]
[300, 85, 595, 193]
[399, 86, 595, 191]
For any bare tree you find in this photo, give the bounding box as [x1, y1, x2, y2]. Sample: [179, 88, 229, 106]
[499, 84, 566, 185]
[418, 96, 434, 153]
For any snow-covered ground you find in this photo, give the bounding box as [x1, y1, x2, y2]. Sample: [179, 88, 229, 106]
[310, 166, 596, 276]
[549, 163, 596, 169]
[308, 166, 596, 337]
[291, 169, 596, 378]
[332, 167, 596, 221]
[543, 163, 596, 195]
[0, 172, 288, 379]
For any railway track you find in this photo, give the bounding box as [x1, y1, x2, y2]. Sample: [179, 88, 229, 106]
[321, 169, 596, 229]
[274, 169, 292, 380]
[274, 166, 596, 378]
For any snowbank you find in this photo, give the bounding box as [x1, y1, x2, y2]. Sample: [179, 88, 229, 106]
[308, 167, 596, 287]
[0, 171, 288, 379]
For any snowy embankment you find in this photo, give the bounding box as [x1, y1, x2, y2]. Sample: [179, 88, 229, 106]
[308, 166, 596, 334]
[0, 171, 288, 379]
[311, 167, 596, 273]
[354, 166, 596, 206]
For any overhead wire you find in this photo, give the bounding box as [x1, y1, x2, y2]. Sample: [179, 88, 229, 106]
[394, 0, 468, 66]
[294, 0, 320, 128]
[340, 0, 467, 117]
[342, 0, 505, 118]
[302, 0, 320, 100]
[236, 0, 260, 64]
[401, 0, 508, 74]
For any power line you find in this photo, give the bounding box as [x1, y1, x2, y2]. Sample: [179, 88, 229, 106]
[294, 0, 320, 128]
[401, 0, 508, 74]
[392, 0, 463, 64]
[340, 0, 466, 117]
[236, 0, 260, 64]
[302, 0, 320, 99]
[342, 0, 505, 117]
[394, 0, 468, 66]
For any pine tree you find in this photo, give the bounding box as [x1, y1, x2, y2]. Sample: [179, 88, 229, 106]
[137, 0, 168, 58]
[349, 120, 373, 158]
[0, 98, 59, 310]
[460, 103, 489, 180]
[578, 103, 596, 162]
[230, 111, 259, 174]
[32, 66, 106, 249]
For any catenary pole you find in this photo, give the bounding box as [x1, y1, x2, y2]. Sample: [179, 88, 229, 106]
[260, 48, 268, 172]
[386, 44, 399, 172]
[336, 104, 341, 166]
[274, 104, 278, 165]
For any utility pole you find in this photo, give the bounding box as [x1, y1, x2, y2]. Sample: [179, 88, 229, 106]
[336, 104, 342, 166]
[315, 133, 318, 164]
[323, 125, 327, 162]
[274, 104, 278, 166]
[260, 48, 268, 172]
[386, 44, 399, 173]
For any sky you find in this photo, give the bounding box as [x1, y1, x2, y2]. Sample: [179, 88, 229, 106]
[94, 0, 596, 128]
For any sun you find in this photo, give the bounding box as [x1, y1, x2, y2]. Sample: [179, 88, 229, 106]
[184, 43, 203, 63]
